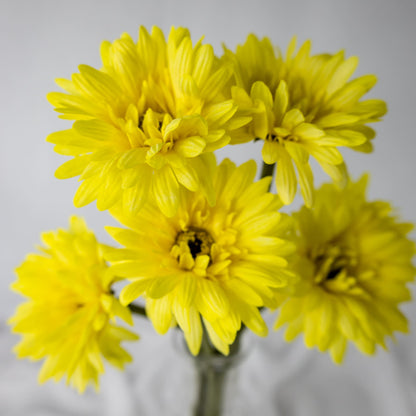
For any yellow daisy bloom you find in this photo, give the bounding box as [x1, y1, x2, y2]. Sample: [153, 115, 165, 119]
[47, 27, 245, 217]
[105, 156, 297, 356]
[274, 176, 416, 363]
[225, 35, 387, 206]
[9, 217, 138, 393]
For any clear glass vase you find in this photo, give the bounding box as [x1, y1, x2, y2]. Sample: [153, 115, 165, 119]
[127, 315, 313, 415]
[173, 330, 251, 416]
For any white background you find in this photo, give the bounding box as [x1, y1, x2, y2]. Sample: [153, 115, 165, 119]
[1, 0, 416, 415]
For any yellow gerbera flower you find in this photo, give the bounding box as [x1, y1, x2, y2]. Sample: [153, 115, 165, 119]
[47, 26, 246, 217]
[274, 176, 415, 363]
[105, 156, 297, 356]
[225, 35, 387, 206]
[9, 217, 138, 393]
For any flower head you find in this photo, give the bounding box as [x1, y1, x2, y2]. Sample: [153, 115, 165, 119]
[225, 35, 387, 206]
[48, 27, 245, 217]
[274, 176, 415, 363]
[105, 156, 296, 355]
[9, 217, 138, 393]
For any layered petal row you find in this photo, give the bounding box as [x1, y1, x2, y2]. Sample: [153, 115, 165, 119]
[48, 27, 248, 217]
[224, 35, 387, 206]
[274, 176, 416, 363]
[9, 217, 138, 392]
[106, 157, 297, 355]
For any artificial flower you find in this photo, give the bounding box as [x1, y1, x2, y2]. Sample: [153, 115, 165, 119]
[9, 217, 138, 392]
[225, 35, 387, 206]
[274, 176, 415, 363]
[48, 26, 247, 217]
[105, 156, 296, 356]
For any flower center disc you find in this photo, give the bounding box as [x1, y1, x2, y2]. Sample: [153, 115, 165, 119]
[312, 244, 357, 284]
[176, 227, 214, 259]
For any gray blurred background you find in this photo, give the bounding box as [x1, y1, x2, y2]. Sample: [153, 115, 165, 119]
[1, 0, 416, 414]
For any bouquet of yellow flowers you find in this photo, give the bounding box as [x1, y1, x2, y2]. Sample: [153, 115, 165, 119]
[9, 26, 415, 415]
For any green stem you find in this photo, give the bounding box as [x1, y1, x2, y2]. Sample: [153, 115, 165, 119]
[128, 303, 147, 318]
[193, 361, 227, 416]
[260, 161, 276, 191]
[193, 329, 230, 416]
[192, 326, 244, 416]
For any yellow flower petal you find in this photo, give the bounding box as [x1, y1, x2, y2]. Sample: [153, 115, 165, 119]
[251, 81, 273, 108]
[296, 162, 314, 208]
[275, 149, 297, 205]
[262, 140, 280, 164]
[146, 297, 173, 334]
[55, 156, 92, 179]
[282, 109, 304, 130]
[273, 80, 289, 124]
[148, 274, 179, 299]
[118, 148, 148, 169]
[120, 280, 149, 305]
[152, 166, 180, 217]
[174, 136, 206, 158]
[284, 141, 309, 164]
[307, 145, 343, 165]
[326, 56, 359, 96]
[73, 177, 101, 208]
[183, 307, 203, 355]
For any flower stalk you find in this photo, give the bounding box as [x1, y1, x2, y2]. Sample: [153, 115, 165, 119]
[260, 161, 275, 182]
[128, 303, 147, 318]
[260, 161, 276, 192]
[192, 328, 243, 416]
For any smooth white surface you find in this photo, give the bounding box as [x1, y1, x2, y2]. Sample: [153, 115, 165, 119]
[1, 0, 416, 414]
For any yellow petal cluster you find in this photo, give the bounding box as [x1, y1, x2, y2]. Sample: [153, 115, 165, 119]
[225, 35, 387, 206]
[274, 176, 415, 363]
[48, 27, 246, 217]
[9, 217, 138, 393]
[105, 156, 297, 356]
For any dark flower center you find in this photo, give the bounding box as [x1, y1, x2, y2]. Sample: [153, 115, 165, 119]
[267, 133, 297, 143]
[176, 227, 214, 259]
[325, 266, 343, 281]
[311, 244, 357, 285]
